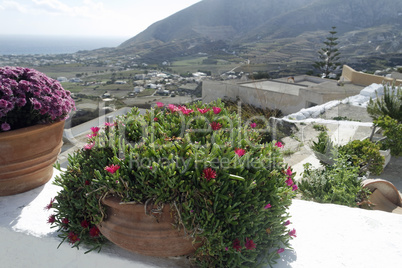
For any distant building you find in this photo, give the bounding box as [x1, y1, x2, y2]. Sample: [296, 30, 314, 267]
[203, 65, 402, 115]
[69, 78, 82, 83]
[156, 89, 170, 96]
[134, 74, 146, 80]
[203, 68, 362, 115]
[134, 86, 144, 93]
[57, 77, 68, 82]
[192, 72, 207, 77]
[146, 83, 158, 89]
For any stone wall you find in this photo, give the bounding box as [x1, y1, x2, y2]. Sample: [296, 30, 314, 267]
[202, 80, 305, 114]
[342, 65, 402, 86]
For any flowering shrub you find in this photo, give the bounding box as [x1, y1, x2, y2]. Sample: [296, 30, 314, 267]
[50, 100, 296, 267]
[0, 66, 75, 132]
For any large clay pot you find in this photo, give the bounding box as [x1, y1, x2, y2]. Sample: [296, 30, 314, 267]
[98, 196, 200, 257]
[0, 120, 64, 196]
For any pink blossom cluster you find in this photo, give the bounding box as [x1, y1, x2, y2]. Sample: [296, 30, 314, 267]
[157, 102, 222, 115]
[0, 66, 75, 132]
[46, 198, 100, 244]
[232, 237, 256, 252]
[285, 167, 298, 191]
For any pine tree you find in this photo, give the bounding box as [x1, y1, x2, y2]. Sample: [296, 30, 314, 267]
[313, 26, 341, 78]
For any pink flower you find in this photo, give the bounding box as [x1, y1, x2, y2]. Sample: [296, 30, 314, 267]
[105, 122, 115, 127]
[86, 133, 96, 138]
[210, 122, 222, 131]
[44, 197, 55, 210]
[250, 122, 257, 128]
[85, 180, 91, 186]
[47, 215, 56, 224]
[289, 228, 297, 238]
[68, 232, 80, 244]
[87, 126, 100, 138]
[285, 177, 294, 186]
[156, 102, 164, 108]
[286, 167, 292, 176]
[168, 104, 179, 112]
[90, 127, 100, 134]
[181, 107, 194, 115]
[292, 184, 298, 191]
[197, 108, 210, 114]
[284, 220, 291, 226]
[153, 117, 158, 122]
[104, 164, 120, 174]
[234, 148, 246, 157]
[84, 143, 94, 150]
[62, 218, 69, 228]
[275, 141, 283, 148]
[245, 238, 256, 250]
[277, 248, 285, 254]
[203, 167, 216, 181]
[81, 220, 89, 228]
[232, 238, 242, 252]
[264, 203, 272, 209]
[1, 122, 10, 131]
[89, 226, 100, 237]
[212, 106, 222, 114]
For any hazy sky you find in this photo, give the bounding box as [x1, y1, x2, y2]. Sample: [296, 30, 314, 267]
[0, 0, 202, 38]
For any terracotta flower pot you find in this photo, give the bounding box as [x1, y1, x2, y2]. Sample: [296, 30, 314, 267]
[98, 196, 200, 257]
[0, 120, 64, 196]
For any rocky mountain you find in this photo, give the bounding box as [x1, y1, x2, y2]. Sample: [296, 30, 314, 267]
[113, 0, 402, 72]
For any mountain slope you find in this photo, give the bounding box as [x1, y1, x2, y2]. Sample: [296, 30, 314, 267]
[114, 0, 402, 71]
[120, 0, 317, 46]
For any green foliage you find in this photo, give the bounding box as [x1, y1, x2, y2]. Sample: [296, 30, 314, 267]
[312, 124, 327, 131]
[313, 26, 342, 78]
[331, 116, 361, 122]
[311, 131, 336, 166]
[311, 130, 384, 175]
[222, 100, 283, 144]
[202, 58, 218, 65]
[51, 100, 296, 267]
[374, 115, 402, 156]
[338, 139, 384, 175]
[367, 84, 402, 123]
[298, 157, 370, 207]
[250, 71, 271, 80]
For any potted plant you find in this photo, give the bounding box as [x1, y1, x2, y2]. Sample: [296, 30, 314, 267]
[0, 66, 75, 196]
[48, 100, 296, 267]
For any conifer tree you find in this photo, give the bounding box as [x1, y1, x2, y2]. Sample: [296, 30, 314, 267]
[313, 26, 341, 78]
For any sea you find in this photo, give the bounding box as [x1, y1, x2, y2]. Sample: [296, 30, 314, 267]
[0, 35, 128, 55]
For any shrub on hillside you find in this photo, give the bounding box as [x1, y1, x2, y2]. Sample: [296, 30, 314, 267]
[298, 156, 370, 207]
[338, 139, 384, 175]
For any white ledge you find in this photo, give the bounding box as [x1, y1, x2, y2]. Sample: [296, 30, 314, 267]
[1, 169, 402, 267]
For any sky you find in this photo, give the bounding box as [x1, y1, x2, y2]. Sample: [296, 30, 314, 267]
[0, 0, 202, 38]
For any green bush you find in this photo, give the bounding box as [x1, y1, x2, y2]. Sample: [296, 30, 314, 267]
[310, 131, 336, 166]
[312, 124, 327, 131]
[367, 84, 402, 123]
[50, 100, 297, 267]
[338, 139, 384, 175]
[374, 115, 402, 156]
[298, 156, 370, 207]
